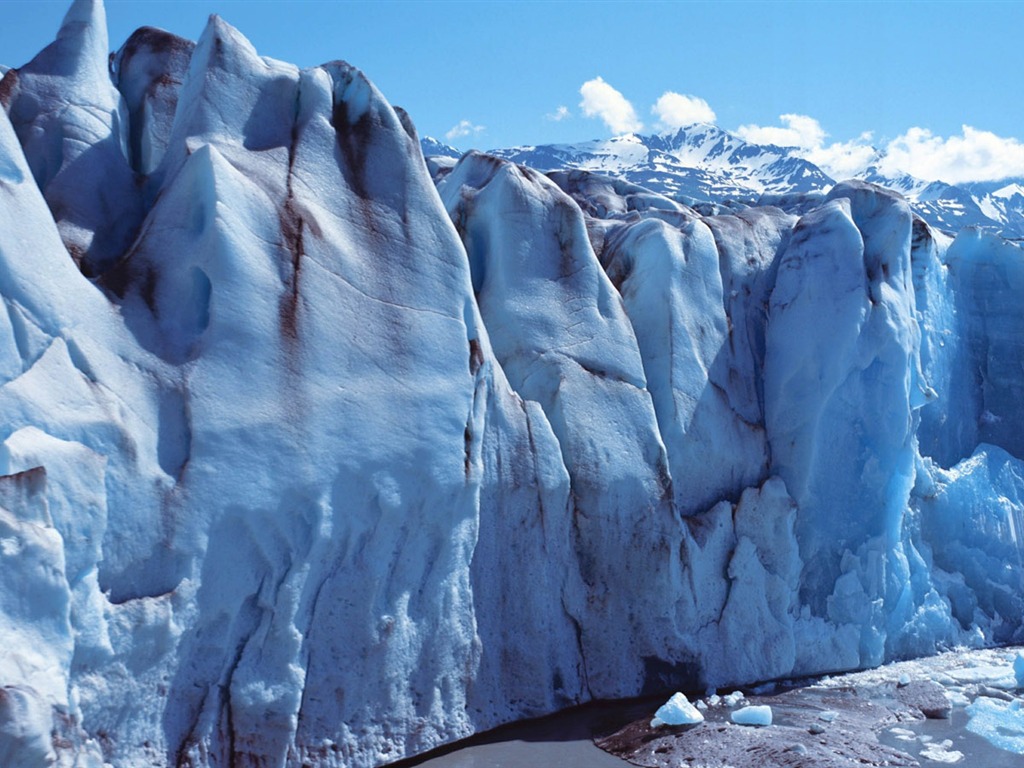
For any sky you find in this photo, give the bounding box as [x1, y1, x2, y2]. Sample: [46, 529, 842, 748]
[1, 0, 1023, 182]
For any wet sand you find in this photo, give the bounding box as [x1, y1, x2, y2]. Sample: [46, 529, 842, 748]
[598, 681, 933, 767]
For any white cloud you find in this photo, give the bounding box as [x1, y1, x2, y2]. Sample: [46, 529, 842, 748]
[806, 132, 878, 180]
[734, 114, 877, 180]
[446, 119, 485, 141]
[734, 115, 1024, 183]
[651, 92, 716, 131]
[736, 113, 826, 150]
[579, 77, 642, 134]
[545, 105, 571, 122]
[878, 125, 1024, 184]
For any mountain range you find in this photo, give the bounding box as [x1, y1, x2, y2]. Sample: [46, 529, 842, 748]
[423, 125, 1024, 238]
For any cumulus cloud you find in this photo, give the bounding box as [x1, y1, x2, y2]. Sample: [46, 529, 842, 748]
[545, 105, 571, 122]
[734, 114, 877, 179]
[446, 119, 484, 141]
[878, 125, 1024, 184]
[736, 113, 826, 150]
[734, 114, 1024, 183]
[652, 92, 716, 131]
[579, 77, 642, 134]
[805, 132, 878, 180]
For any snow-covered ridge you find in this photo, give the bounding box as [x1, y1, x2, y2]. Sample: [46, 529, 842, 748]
[1, 2, 1023, 767]
[481, 124, 831, 203]
[426, 126, 1024, 239]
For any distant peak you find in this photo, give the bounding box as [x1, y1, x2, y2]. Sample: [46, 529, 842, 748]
[993, 182, 1024, 200]
[666, 121, 718, 133]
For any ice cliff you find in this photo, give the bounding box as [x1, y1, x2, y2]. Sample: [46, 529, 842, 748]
[0, 2, 1022, 766]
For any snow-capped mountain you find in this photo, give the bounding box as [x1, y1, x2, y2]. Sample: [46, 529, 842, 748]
[1, 2, 1023, 768]
[488, 124, 833, 203]
[424, 126, 1024, 238]
[419, 135, 462, 159]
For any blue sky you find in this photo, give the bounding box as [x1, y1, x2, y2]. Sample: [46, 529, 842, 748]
[2, 1, 1023, 181]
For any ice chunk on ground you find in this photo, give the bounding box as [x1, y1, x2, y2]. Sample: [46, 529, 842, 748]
[965, 697, 1024, 754]
[731, 705, 772, 726]
[650, 692, 704, 727]
[1014, 651, 1024, 687]
[723, 691, 745, 707]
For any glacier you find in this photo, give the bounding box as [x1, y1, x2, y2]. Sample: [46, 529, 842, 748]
[0, 2, 1022, 766]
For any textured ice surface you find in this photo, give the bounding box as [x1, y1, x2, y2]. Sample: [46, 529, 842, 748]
[966, 698, 1024, 754]
[0, 2, 1022, 767]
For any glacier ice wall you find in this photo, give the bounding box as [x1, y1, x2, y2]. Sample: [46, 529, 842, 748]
[0, 2, 1022, 766]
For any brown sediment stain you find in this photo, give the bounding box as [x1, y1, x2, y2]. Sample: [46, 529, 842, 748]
[330, 88, 374, 200]
[278, 121, 304, 344]
[655, 452, 673, 504]
[392, 104, 418, 143]
[0, 464, 46, 490]
[66, 242, 87, 273]
[114, 27, 194, 174]
[553, 198, 581, 280]
[119, 26, 195, 62]
[0, 69, 18, 110]
[463, 425, 472, 477]
[278, 199, 303, 342]
[466, 151, 505, 176]
[139, 265, 159, 314]
[96, 250, 158, 314]
[0, 465, 48, 524]
[911, 217, 932, 251]
[468, 337, 483, 375]
[600, 228, 632, 293]
[517, 396, 551, 534]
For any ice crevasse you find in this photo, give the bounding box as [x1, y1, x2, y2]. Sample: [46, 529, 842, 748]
[0, 1, 1022, 766]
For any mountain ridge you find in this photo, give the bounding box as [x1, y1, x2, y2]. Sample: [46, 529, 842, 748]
[423, 125, 1024, 237]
